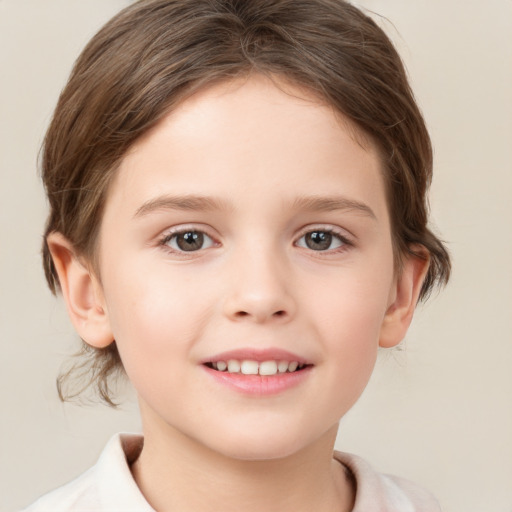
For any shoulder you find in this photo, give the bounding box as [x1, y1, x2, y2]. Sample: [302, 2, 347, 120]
[334, 451, 442, 512]
[21, 465, 99, 512]
[22, 433, 153, 512]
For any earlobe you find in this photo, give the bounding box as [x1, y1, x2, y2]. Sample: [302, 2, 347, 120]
[379, 247, 430, 348]
[46, 232, 114, 349]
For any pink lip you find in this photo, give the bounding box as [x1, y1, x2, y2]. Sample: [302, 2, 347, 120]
[201, 348, 310, 365]
[202, 364, 312, 395]
[200, 347, 313, 396]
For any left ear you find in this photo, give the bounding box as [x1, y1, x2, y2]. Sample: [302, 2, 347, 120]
[379, 247, 430, 348]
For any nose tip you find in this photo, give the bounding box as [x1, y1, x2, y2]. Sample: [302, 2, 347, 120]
[223, 266, 296, 324]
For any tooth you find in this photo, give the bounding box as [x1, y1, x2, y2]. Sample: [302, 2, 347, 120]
[288, 361, 299, 372]
[240, 360, 259, 375]
[259, 361, 278, 376]
[212, 362, 218, 370]
[216, 361, 227, 372]
[227, 360, 241, 373]
[277, 361, 289, 373]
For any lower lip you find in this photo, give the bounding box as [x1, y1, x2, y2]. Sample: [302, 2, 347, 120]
[202, 365, 312, 395]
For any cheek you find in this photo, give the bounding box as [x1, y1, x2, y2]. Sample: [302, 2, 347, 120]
[106, 255, 194, 327]
[101, 260, 218, 381]
[308, 261, 394, 398]
[312, 305, 381, 424]
[310, 257, 393, 343]
[321, 292, 383, 376]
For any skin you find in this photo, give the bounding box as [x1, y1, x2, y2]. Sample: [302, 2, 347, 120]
[48, 74, 428, 512]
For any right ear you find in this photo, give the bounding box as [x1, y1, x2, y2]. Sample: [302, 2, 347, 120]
[46, 232, 114, 349]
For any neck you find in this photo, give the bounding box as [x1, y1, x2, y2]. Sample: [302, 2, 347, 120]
[131, 415, 354, 512]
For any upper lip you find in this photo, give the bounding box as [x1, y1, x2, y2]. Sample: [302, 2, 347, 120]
[201, 348, 311, 365]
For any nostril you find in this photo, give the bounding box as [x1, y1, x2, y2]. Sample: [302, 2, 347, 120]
[233, 310, 287, 320]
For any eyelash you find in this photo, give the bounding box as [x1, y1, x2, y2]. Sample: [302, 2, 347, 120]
[157, 226, 353, 256]
[295, 227, 353, 254]
[159, 227, 218, 256]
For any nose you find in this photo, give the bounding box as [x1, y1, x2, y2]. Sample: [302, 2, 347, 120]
[222, 245, 296, 324]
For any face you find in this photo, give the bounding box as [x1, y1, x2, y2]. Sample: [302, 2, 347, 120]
[95, 75, 397, 460]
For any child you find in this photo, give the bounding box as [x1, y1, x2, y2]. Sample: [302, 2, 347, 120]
[25, 0, 450, 510]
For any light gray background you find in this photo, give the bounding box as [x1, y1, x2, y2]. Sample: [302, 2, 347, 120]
[1, 1, 511, 511]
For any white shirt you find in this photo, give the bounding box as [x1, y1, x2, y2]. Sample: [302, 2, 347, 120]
[23, 433, 441, 511]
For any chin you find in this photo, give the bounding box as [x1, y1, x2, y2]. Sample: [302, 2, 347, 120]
[216, 441, 304, 462]
[198, 424, 325, 462]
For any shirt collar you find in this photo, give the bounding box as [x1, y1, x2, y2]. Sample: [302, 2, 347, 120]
[95, 433, 155, 511]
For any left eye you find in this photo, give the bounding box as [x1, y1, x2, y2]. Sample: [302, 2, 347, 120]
[164, 230, 215, 252]
[296, 230, 346, 251]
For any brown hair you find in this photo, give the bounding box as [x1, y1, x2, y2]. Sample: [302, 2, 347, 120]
[42, 0, 450, 404]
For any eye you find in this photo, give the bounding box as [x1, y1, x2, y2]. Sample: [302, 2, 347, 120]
[296, 230, 348, 251]
[163, 230, 216, 252]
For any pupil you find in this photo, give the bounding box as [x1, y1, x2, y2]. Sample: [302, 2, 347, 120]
[177, 231, 203, 251]
[306, 231, 331, 251]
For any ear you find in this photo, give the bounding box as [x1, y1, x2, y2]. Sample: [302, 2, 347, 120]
[46, 232, 114, 349]
[379, 247, 430, 348]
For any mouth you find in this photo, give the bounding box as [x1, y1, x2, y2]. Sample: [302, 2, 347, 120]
[201, 349, 313, 394]
[204, 359, 311, 376]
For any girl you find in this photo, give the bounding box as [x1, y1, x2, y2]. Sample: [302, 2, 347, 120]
[24, 1, 450, 510]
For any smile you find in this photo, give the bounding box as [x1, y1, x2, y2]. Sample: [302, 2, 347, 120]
[205, 360, 307, 376]
[201, 349, 313, 395]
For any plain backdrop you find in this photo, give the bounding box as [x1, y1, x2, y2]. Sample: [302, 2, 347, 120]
[1, 1, 511, 511]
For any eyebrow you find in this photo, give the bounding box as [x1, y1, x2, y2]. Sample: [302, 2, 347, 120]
[133, 193, 376, 220]
[133, 194, 232, 218]
[292, 195, 377, 220]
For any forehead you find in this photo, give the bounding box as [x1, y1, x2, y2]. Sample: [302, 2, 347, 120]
[106, 74, 386, 218]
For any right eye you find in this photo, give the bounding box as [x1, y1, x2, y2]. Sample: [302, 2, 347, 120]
[162, 230, 216, 252]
